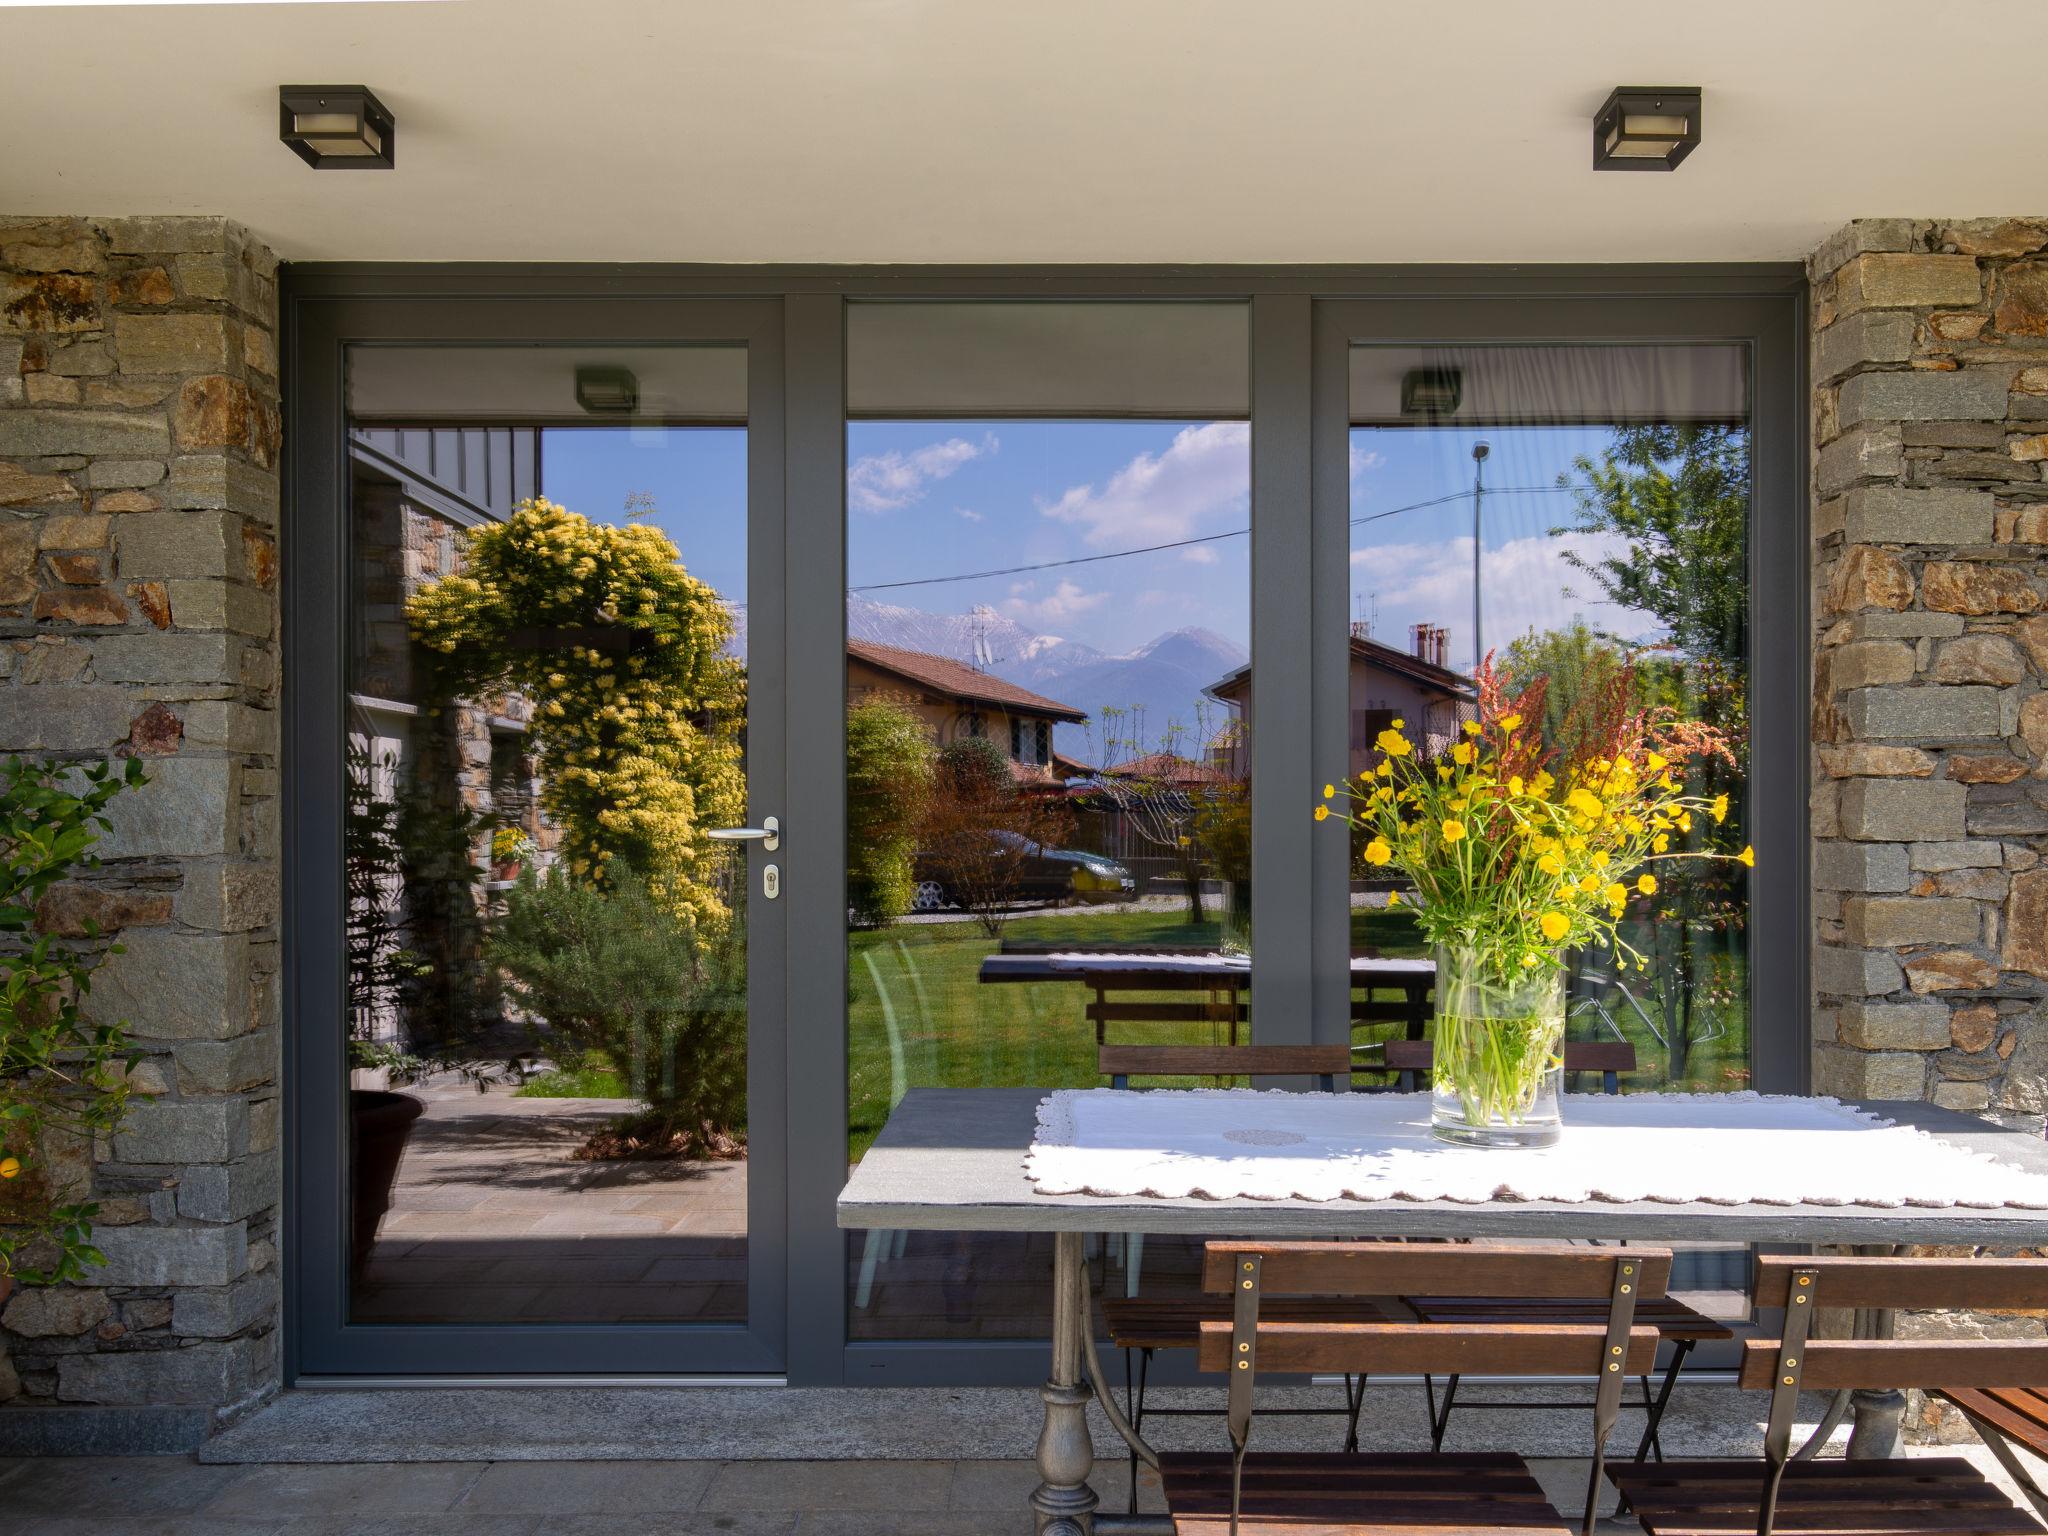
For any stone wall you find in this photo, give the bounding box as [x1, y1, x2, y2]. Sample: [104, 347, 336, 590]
[0, 216, 280, 1449]
[1810, 218, 2048, 1116]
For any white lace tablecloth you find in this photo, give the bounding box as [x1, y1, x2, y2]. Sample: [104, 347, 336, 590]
[1026, 1089, 2048, 1208]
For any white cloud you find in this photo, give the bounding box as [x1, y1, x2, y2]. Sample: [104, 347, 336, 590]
[1001, 578, 1110, 626]
[1349, 444, 1384, 481]
[848, 433, 997, 514]
[955, 507, 985, 522]
[1180, 545, 1219, 565]
[1039, 421, 1249, 547]
[1348, 530, 1663, 670]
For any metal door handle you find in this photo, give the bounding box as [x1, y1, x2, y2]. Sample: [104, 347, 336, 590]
[707, 815, 779, 852]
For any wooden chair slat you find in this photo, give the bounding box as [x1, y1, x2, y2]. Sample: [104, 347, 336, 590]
[1739, 1338, 2048, 1393]
[1608, 1458, 2046, 1536]
[1202, 1239, 1673, 1299]
[1103, 1293, 1394, 1350]
[1195, 1318, 1660, 1376]
[1372, 1038, 1637, 1072]
[1939, 1387, 2048, 1454]
[1164, 1452, 1570, 1536]
[1754, 1255, 2048, 1312]
[1099, 1044, 1351, 1079]
[1405, 1293, 1734, 1342]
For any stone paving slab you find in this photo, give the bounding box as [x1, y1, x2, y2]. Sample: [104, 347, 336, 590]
[3, 1450, 2040, 1535]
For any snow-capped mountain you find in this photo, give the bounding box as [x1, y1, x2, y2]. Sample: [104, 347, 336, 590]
[851, 596, 1245, 766]
[730, 595, 1249, 766]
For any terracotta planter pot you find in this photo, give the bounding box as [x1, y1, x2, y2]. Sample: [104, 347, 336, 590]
[348, 1089, 424, 1274]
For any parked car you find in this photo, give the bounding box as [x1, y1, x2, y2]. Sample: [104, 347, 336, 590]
[911, 831, 1134, 912]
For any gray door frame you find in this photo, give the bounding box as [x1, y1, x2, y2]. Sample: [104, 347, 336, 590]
[282, 265, 1805, 1389]
[283, 293, 788, 1378]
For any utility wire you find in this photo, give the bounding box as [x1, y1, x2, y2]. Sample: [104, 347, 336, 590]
[847, 484, 1577, 594]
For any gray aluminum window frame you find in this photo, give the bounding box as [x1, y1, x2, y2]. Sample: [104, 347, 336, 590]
[282, 265, 1805, 1389]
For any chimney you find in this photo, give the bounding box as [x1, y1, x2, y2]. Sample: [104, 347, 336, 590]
[1410, 622, 1428, 660]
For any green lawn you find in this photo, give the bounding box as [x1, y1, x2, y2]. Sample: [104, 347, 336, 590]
[847, 906, 1431, 1160]
[847, 903, 1749, 1159]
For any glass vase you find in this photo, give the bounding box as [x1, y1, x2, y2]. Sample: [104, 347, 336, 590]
[1429, 944, 1567, 1149]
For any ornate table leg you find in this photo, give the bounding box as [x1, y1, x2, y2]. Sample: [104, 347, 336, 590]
[1032, 1229, 1099, 1534]
[1845, 1244, 1902, 1461]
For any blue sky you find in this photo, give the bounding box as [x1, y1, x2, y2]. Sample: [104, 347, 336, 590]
[540, 419, 1672, 671]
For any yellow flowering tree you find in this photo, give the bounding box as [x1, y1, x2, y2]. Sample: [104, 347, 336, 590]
[408, 499, 745, 930]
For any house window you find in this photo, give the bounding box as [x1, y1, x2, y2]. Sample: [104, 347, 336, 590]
[1009, 716, 1024, 761]
[1351, 707, 1396, 751]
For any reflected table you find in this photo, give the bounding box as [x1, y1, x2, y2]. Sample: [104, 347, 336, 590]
[838, 1086, 2048, 1535]
[978, 951, 1436, 1051]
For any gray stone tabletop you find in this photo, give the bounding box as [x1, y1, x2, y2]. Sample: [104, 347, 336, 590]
[837, 1087, 2048, 1245]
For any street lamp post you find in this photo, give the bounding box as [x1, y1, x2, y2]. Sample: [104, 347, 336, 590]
[1471, 440, 1490, 675]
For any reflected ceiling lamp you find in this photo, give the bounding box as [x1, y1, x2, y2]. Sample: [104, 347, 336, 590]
[1592, 87, 1701, 171]
[279, 86, 395, 169]
[1400, 367, 1462, 419]
[574, 365, 640, 416]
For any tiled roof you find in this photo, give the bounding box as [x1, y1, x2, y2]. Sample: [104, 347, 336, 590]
[847, 639, 1087, 722]
[1101, 752, 1231, 786]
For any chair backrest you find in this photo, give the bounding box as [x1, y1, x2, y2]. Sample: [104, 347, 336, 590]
[1744, 1255, 2048, 1536]
[1099, 1044, 1351, 1092]
[1373, 1038, 1636, 1095]
[1200, 1240, 1670, 1536]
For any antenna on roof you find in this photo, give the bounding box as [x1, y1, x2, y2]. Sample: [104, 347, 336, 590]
[967, 606, 1006, 672]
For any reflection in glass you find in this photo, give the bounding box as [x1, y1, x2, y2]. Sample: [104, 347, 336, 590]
[344, 348, 752, 1324]
[843, 402, 1251, 1337]
[1346, 343, 1751, 1094]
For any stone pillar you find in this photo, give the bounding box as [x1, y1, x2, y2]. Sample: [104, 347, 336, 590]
[0, 216, 280, 1450]
[1809, 219, 2048, 1116]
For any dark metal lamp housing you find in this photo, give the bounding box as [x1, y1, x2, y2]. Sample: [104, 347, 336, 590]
[279, 86, 395, 169]
[1401, 367, 1462, 419]
[1592, 87, 1700, 171]
[574, 365, 640, 415]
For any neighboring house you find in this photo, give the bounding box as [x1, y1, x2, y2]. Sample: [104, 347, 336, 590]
[847, 638, 1087, 781]
[1100, 750, 1232, 791]
[1205, 624, 1479, 780]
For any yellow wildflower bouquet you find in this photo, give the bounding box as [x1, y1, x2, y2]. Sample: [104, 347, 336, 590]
[1317, 661, 1751, 1144]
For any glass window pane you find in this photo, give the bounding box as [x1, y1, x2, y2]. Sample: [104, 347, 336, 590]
[844, 304, 1250, 1338]
[1345, 342, 1752, 1093]
[344, 344, 752, 1326]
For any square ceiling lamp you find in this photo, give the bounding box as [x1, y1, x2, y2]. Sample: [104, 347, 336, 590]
[279, 86, 395, 169]
[1592, 87, 1700, 171]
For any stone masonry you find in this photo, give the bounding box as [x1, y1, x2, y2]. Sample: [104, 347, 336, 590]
[0, 216, 280, 1448]
[1810, 218, 2048, 1118]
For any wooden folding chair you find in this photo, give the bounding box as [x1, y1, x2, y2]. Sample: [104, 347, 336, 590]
[1360, 1038, 1732, 1458]
[1097, 1045, 1370, 1511]
[1162, 1240, 1671, 1536]
[1609, 1254, 2048, 1535]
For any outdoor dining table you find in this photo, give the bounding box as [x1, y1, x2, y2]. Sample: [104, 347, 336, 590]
[836, 1085, 2048, 1536]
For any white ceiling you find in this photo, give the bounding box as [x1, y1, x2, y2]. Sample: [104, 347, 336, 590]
[2, 0, 2041, 265]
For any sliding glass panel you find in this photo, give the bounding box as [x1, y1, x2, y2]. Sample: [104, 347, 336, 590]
[344, 344, 754, 1325]
[1346, 343, 1753, 1094]
[843, 303, 1251, 1338]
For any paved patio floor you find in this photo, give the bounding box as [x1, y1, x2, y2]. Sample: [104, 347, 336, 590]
[0, 1443, 2037, 1535]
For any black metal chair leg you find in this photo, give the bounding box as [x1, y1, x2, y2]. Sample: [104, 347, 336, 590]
[1430, 1373, 1460, 1451]
[1343, 1373, 1367, 1453]
[1125, 1346, 1152, 1514]
[1633, 1339, 1695, 1463]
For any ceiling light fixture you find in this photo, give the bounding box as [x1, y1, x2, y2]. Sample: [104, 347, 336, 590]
[1592, 87, 1700, 172]
[279, 85, 395, 169]
[1400, 367, 1462, 419]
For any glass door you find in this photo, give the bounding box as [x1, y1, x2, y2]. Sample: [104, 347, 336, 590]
[290, 302, 786, 1376]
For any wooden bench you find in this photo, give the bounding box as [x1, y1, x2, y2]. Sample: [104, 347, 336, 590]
[1363, 1037, 1640, 1096]
[1161, 1241, 1671, 1536]
[1609, 1255, 2048, 1536]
